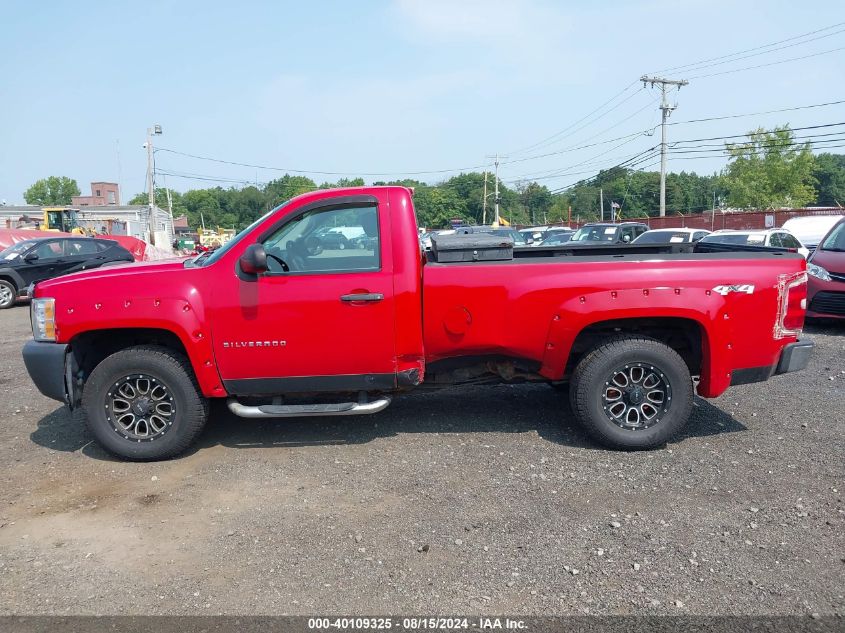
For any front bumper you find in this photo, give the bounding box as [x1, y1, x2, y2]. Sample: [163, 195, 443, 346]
[730, 338, 814, 386]
[22, 340, 69, 404]
[807, 275, 845, 319]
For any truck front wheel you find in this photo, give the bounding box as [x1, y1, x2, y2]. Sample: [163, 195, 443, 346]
[569, 337, 693, 450]
[81, 346, 209, 461]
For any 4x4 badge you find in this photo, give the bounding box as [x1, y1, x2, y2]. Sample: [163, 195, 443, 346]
[712, 284, 755, 295]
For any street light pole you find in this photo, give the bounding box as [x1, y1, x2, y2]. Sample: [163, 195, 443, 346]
[145, 124, 163, 244]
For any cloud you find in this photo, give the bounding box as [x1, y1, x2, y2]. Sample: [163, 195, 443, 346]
[392, 0, 579, 73]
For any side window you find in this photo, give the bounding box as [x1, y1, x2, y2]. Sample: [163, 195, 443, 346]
[262, 205, 380, 274]
[768, 233, 783, 247]
[66, 240, 99, 256]
[781, 233, 800, 248]
[32, 241, 63, 260]
[620, 227, 635, 242]
[635, 226, 647, 237]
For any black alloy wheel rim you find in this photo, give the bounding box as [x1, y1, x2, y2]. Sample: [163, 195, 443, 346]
[105, 374, 175, 442]
[601, 362, 672, 430]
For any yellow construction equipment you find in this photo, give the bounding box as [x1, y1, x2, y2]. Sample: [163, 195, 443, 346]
[40, 207, 88, 234]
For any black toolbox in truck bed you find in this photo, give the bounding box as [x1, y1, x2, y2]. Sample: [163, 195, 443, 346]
[430, 233, 514, 262]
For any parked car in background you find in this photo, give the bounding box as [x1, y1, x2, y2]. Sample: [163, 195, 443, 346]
[459, 226, 531, 246]
[632, 228, 711, 244]
[0, 237, 134, 309]
[422, 229, 455, 250]
[569, 222, 649, 244]
[536, 230, 575, 246]
[806, 217, 845, 319]
[314, 226, 351, 250]
[350, 234, 378, 250]
[520, 227, 546, 242]
[700, 229, 809, 258]
[781, 215, 843, 252]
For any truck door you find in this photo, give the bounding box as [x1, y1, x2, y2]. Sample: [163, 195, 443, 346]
[210, 196, 398, 394]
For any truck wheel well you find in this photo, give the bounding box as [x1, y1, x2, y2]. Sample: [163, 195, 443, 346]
[564, 317, 703, 379]
[70, 328, 190, 382]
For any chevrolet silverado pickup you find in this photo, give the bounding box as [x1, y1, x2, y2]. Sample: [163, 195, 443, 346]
[22, 186, 814, 460]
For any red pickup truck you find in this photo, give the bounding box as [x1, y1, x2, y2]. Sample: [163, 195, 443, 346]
[23, 186, 813, 460]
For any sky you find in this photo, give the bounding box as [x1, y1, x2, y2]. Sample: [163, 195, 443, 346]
[1, 0, 844, 204]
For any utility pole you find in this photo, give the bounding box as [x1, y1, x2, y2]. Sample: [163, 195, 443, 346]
[482, 170, 488, 225]
[600, 188, 604, 222]
[640, 75, 688, 217]
[486, 153, 507, 227]
[494, 154, 500, 227]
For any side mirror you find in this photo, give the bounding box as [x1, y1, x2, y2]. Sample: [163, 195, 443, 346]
[239, 243, 268, 275]
[24, 252, 39, 262]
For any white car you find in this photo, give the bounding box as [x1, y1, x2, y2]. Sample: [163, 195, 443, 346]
[781, 215, 843, 250]
[631, 228, 711, 244]
[700, 229, 810, 258]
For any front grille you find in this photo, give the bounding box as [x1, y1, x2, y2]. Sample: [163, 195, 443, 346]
[829, 271, 845, 283]
[810, 290, 845, 316]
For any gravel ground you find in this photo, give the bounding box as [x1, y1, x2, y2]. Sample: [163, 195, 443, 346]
[0, 304, 842, 616]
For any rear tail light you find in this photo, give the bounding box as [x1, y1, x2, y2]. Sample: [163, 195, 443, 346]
[774, 271, 807, 338]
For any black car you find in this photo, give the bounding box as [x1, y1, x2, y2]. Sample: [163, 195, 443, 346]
[569, 222, 649, 244]
[538, 230, 574, 246]
[314, 227, 350, 250]
[0, 237, 134, 309]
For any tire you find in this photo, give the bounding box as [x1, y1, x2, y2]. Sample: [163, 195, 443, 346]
[0, 279, 17, 309]
[569, 336, 693, 450]
[81, 345, 209, 461]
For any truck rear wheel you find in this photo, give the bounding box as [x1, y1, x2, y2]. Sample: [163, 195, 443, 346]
[569, 337, 693, 450]
[81, 346, 209, 461]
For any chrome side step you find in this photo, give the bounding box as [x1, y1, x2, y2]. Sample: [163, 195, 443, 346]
[227, 396, 392, 419]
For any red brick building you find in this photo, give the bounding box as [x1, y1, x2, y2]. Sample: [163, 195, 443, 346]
[72, 181, 120, 206]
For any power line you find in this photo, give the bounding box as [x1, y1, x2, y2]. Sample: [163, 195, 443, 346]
[155, 147, 487, 177]
[669, 27, 845, 75]
[506, 99, 845, 167]
[652, 21, 845, 74]
[506, 80, 642, 155]
[507, 86, 649, 155]
[543, 125, 845, 195]
[687, 45, 845, 80]
[669, 98, 845, 125]
[667, 121, 845, 144]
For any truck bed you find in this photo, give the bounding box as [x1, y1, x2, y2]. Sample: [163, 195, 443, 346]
[422, 247, 806, 398]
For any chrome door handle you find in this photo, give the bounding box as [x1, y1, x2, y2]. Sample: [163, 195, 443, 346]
[340, 293, 384, 303]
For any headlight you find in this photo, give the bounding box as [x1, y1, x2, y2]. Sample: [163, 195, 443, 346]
[31, 298, 56, 342]
[807, 263, 831, 282]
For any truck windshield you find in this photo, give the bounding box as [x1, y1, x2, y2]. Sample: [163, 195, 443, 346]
[192, 206, 284, 267]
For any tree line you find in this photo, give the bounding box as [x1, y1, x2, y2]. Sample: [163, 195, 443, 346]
[22, 126, 845, 231]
